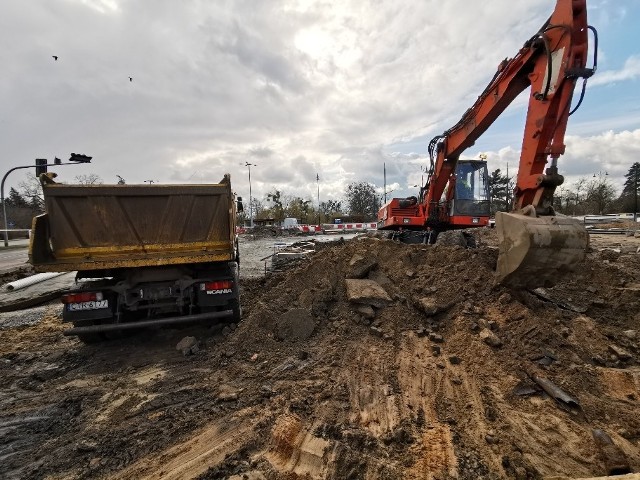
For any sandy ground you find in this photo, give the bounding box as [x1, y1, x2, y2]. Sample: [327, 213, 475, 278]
[0, 229, 639, 479]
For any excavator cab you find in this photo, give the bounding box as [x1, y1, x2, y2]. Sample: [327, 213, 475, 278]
[452, 160, 490, 211]
[448, 160, 490, 227]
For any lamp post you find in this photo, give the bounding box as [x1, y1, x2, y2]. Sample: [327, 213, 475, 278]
[2, 154, 92, 247]
[244, 162, 255, 228]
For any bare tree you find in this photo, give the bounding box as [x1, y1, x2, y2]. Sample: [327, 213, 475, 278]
[74, 174, 103, 185]
[18, 173, 44, 212]
[585, 176, 617, 215]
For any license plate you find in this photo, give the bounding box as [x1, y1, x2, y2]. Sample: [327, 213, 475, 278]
[67, 300, 109, 311]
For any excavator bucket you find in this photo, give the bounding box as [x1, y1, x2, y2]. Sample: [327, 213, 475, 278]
[495, 210, 589, 288]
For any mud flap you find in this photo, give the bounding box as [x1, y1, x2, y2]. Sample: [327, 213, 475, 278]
[495, 208, 589, 288]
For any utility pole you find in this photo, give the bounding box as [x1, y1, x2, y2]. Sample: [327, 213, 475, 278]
[316, 173, 320, 225]
[245, 162, 255, 228]
[506, 162, 509, 211]
[383, 163, 387, 203]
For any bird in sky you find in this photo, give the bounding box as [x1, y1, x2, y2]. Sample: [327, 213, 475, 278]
[128, 76, 132, 82]
[52, 55, 58, 61]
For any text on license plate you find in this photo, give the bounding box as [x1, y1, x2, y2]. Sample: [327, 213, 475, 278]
[68, 300, 109, 311]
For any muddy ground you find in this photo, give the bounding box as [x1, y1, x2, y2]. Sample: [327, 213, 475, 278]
[1, 230, 639, 479]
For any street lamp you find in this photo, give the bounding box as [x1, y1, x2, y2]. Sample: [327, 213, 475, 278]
[244, 162, 255, 228]
[2, 154, 92, 247]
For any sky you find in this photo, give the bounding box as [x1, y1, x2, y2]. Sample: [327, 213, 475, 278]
[2, 0, 640, 208]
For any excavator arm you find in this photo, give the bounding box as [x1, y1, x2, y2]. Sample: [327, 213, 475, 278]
[427, 0, 593, 210]
[425, 0, 595, 287]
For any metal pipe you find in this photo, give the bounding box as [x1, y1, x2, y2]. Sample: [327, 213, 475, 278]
[5, 272, 66, 291]
[64, 309, 234, 335]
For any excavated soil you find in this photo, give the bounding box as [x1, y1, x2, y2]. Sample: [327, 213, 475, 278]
[1, 231, 640, 479]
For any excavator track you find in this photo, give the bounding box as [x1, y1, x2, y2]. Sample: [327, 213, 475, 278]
[495, 209, 589, 288]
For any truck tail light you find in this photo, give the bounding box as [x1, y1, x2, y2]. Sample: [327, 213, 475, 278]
[62, 291, 104, 304]
[200, 280, 233, 292]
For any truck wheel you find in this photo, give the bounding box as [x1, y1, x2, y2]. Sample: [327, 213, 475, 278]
[74, 327, 105, 344]
[229, 261, 241, 323]
[230, 298, 242, 324]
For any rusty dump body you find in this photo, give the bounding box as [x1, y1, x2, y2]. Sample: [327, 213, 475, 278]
[30, 178, 235, 273]
[29, 175, 241, 341]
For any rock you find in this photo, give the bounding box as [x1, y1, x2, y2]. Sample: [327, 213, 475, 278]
[622, 330, 637, 340]
[418, 298, 439, 316]
[469, 322, 479, 332]
[449, 355, 461, 365]
[275, 309, 316, 341]
[250, 353, 259, 362]
[487, 320, 498, 331]
[355, 304, 376, 319]
[346, 254, 378, 279]
[406, 270, 415, 278]
[480, 329, 503, 348]
[298, 289, 314, 309]
[76, 441, 97, 452]
[498, 292, 512, 305]
[89, 458, 102, 469]
[218, 391, 239, 402]
[431, 345, 441, 356]
[608, 345, 632, 361]
[345, 279, 392, 308]
[451, 377, 462, 385]
[370, 326, 384, 337]
[416, 326, 428, 337]
[586, 285, 597, 293]
[591, 297, 607, 307]
[429, 332, 444, 343]
[176, 336, 199, 356]
[485, 434, 498, 444]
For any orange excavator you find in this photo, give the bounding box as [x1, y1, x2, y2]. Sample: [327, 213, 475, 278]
[379, 0, 596, 287]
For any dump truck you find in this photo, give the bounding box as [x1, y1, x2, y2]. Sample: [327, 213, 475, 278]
[29, 174, 242, 342]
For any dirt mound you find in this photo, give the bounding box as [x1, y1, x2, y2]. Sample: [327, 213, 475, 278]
[1, 234, 639, 479]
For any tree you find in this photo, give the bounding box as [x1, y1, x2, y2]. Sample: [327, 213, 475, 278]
[286, 197, 314, 223]
[488, 169, 509, 214]
[345, 182, 379, 221]
[620, 162, 640, 214]
[7, 187, 28, 208]
[18, 174, 44, 212]
[319, 200, 343, 222]
[74, 174, 103, 185]
[585, 176, 616, 215]
[266, 189, 284, 221]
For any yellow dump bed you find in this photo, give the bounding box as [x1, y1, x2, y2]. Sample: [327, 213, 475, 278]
[30, 176, 236, 272]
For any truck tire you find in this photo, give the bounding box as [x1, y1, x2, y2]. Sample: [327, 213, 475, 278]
[229, 261, 242, 323]
[73, 325, 104, 344]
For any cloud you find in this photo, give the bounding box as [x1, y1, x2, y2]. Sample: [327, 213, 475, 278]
[474, 129, 640, 195]
[2, 0, 635, 209]
[590, 55, 640, 87]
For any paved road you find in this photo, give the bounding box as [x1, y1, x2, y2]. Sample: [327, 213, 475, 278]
[0, 240, 30, 274]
